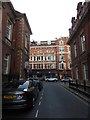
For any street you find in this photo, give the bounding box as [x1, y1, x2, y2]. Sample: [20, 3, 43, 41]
[2, 81, 88, 118]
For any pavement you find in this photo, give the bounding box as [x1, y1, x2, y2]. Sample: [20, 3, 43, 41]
[61, 82, 90, 104]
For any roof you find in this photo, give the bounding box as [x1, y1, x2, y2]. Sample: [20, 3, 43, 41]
[15, 11, 32, 35]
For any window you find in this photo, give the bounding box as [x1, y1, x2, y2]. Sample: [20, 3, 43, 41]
[60, 47, 64, 52]
[60, 41, 64, 46]
[41, 56, 43, 60]
[40, 64, 43, 69]
[83, 63, 88, 80]
[37, 64, 40, 69]
[46, 48, 48, 53]
[37, 56, 40, 61]
[74, 43, 77, 57]
[45, 64, 47, 69]
[6, 19, 12, 40]
[60, 63, 64, 69]
[50, 56, 55, 61]
[51, 48, 55, 52]
[80, 33, 86, 52]
[24, 61, 29, 69]
[45, 56, 47, 60]
[51, 64, 56, 69]
[59, 55, 64, 61]
[3, 55, 10, 74]
[76, 67, 79, 80]
[30, 57, 32, 61]
[34, 56, 36, 61]
[33, 64, 36, 69]
[25, 34, 28, 49]
[6, 19, 12, 46]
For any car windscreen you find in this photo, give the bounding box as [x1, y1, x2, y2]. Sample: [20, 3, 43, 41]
[18, 81, 29, 89]
[3, 80, 29, 89]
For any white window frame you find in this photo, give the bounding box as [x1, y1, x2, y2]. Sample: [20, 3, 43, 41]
[25, 34, 28, 49]
[59, 55, 64, 61]
[74, 43, 77, 57]
[6, 19, 12, 40]
[60, 46, 64, 52]
[3, 55, 10, 74]
[81, 33, 86, 52]
[6, 19, 13, 46]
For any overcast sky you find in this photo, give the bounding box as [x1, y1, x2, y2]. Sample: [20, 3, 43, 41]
[11, 0, 85, 41]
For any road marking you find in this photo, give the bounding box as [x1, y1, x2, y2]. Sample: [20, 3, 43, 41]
[39, 101, 41, 105]
[35, 110, 39, 118]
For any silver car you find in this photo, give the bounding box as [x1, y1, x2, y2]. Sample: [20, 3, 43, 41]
[46, 77, 58, 82]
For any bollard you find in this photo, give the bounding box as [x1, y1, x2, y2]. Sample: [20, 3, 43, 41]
[84, 80, 86, 91]
[76, 80, 78, 89]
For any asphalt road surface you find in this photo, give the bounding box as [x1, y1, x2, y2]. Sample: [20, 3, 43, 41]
[2, 81, 89, 119]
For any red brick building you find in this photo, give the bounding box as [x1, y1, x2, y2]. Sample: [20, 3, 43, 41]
[2, 2, 16, 83]
[29, 37, 71, 79]
[68, 1, 90, 84]
[2, 2, 32, 83]
[56, 37, 71, 79]
[14, 11, 32, 80]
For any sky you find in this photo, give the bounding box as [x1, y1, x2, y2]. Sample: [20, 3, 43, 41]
[11, 0, 85, 41]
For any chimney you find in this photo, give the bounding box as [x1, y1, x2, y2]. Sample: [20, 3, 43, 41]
[77, 2, 82, 19]
[71, 17, 75, 26]
[77, 2, 82, 11]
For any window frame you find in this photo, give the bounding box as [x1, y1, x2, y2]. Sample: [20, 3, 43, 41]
[80, 33, 86, 52]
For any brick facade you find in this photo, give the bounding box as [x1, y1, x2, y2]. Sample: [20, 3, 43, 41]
[29, 37, 71, 79]
[2, 2, 16, 83]
[2, 2, 32, 83]
[68, 1, 90, 84]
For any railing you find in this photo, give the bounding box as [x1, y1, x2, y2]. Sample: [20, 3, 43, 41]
[69, 80, 90, 97]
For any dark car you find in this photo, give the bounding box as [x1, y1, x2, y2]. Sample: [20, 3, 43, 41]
[2, 80, 39, 110]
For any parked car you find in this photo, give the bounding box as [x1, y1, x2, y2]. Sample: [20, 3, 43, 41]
[2, 80, 39, 110]
[45, 77, 49, 82]
[61, 77, 72, 82]
[45, 77, 58, 82]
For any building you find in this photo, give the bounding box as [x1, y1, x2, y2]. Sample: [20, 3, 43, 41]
[56, 37, 71, 79]
[68, 1, 90, 84]
[2, 2, 32, 83]
[14, 11, 32, 80]
[29, 37, 71, 79]
[2, 2, 16, 83]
